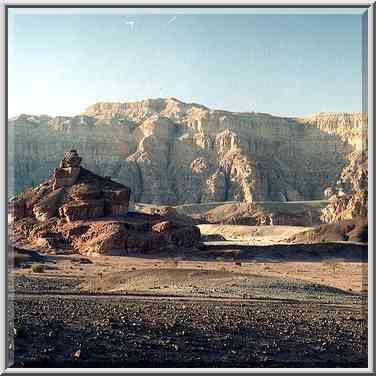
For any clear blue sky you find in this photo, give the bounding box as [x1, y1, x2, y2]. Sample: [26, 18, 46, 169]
[8, 8, 367, 117]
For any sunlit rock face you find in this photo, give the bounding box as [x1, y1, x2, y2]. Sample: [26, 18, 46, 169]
[8, 98, 366, 204]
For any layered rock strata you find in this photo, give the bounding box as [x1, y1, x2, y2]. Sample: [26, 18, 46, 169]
[8, 98, 366, 204]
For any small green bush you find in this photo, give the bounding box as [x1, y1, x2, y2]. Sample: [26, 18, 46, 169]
[31, 263, 44, 273]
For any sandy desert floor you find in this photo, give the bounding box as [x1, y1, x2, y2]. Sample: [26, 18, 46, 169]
[10, 252, 367, 297]
[10, 223, 367, 295]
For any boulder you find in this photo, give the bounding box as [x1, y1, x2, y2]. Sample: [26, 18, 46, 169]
[152, 221, 171, 233]
[75, 222, 128, 255]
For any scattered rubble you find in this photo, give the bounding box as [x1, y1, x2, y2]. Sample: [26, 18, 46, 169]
[10, 296, 367, 367]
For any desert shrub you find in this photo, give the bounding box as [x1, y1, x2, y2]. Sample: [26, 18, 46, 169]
[31, 263, 44, 273]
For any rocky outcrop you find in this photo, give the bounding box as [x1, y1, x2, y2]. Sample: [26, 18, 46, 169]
[8, 98, 366, 204]
[65, 221, 129, 256]
[321, 191, 368, 224]
[307, 112, 369, 224]
[8, 151, 201, 255]
[198, 201, 325, 227]
[52, 150, 82, 190]
[321, 149, 368, 223]
[287, 218, 368, 244]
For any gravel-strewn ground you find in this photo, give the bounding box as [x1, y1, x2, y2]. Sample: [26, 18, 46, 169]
[9, 270, 362, 304]
[9, 295, 367, 368]
[9, 275, 81, 293]
[81, 269, 361, 303]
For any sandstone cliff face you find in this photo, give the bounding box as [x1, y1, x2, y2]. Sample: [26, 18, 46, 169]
[321, 150, 368, 223]
[8, 98, 366, 205]
[297, 112, 367, 152]
[298, 112, 368, 223]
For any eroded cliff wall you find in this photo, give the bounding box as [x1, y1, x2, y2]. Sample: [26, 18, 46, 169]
[8, 98, 366, 204]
